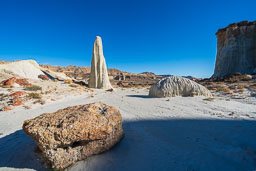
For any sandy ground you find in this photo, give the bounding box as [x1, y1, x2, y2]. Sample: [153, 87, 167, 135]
[0, 88, 256, 171]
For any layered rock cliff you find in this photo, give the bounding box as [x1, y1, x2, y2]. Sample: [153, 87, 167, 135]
[213, 21, 256, 77]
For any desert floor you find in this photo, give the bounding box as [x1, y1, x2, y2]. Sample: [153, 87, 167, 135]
[0, 88, 256, 171]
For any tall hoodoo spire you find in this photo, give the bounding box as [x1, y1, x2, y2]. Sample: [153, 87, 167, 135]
[89, 36, 112, 89]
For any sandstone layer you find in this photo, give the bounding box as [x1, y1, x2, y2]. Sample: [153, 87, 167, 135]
[149, 76, 212, 98]
[89, 36, 112, 89]
[23, 102, 124, 169]
[213, 21, 256, 78]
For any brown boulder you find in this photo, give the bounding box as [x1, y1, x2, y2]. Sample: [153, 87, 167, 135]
[22, 102, 124, 169]
[38, 74, 50, 80]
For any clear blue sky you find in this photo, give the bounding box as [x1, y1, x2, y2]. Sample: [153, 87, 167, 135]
[0, 0, 255, 77]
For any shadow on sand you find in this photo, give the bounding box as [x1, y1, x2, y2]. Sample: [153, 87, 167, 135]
[126, 95, 153, 98]
[0, 119, 256, 171]
[0, 130, 49, 171]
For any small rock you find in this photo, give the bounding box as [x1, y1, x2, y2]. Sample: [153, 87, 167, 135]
[24, 105, 31, 110]
[106, 88, 114, 92]
[1, 106, 14, 111]
[12, 97, 23, 106]
[10, 91, 26, 97]
[242, 74, 252, 81]
[15, 78, 32, 86]
[38, 74, 50, 80]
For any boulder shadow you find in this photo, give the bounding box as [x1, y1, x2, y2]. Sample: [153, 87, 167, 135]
[1, 119, 256, 171]
[126, 95, 153, 98]
[0, 130, 50, 171]
[41, 70, 55, 80]
[69, 119, 256, 171]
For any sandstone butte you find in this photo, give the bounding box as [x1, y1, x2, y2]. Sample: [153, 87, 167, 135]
[213, 20, 256, 78]
[23, 102, 124, 170]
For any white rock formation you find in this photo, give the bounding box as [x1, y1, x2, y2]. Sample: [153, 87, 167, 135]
[0, 60, 44, 81]
[149, 76, 212, 98]
[89, 36, 112, 89]
[0, 60, 70, 82]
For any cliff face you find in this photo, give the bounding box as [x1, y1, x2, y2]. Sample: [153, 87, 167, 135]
[213, 21, 256, 78]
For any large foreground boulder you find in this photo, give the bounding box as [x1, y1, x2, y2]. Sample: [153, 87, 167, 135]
[149, 76, 212, 97]
[23, 102, 124, 169]
[89, 36, 112, 89]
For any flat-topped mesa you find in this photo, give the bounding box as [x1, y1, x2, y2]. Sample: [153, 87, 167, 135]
[212, 20, 256, 78]
[89, 36, 112, 89]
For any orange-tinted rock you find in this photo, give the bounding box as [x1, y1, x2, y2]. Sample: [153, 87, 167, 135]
[1, 77, 32, 87]
[1, 77, 16, 87]
[10, 91, 26, 97]
[1, 106, 14, 111]
[15, 78, 32, 87]
[38, 74, 50, 80]
[12, 97, 23, 106]
[23, 102, 124, 169]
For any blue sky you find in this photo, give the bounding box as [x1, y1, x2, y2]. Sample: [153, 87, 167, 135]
[0, 0, 255, 78]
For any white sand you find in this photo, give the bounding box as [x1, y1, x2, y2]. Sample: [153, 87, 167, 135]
[0, 88, 255, 171]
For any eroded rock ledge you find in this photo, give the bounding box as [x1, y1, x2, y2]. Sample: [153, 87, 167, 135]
[213, 20, 256, 77]
[23, 102, 124, 170]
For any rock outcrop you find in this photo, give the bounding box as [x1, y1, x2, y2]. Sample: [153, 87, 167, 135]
[213, 21, 256, 78]
[89, 36, 112, 89]
[0, 60, 44, 81]
[23, 102, 124, 169]
[149, 76, 212, 97]
[0, 60, 70, 82]
[1, 77, 32, 87]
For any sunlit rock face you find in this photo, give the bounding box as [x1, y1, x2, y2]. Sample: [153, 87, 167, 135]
[213, 21, 256, 78]
[23, 102, 124, 170]
[89, 36, 112, 89]
[149, 76, 212, 98]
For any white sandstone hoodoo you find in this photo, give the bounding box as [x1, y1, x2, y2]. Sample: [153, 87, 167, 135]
[149, 76, 212, 98]
[89, 36, 112, 89]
